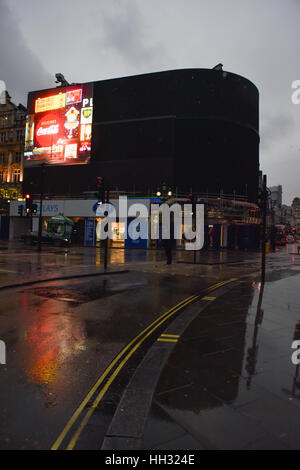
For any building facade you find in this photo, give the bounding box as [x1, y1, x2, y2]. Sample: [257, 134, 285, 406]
[0, 91, 26, 217]
[269, 185, 282, 207]
[23, 68, 260, 203]
[13, 68, 261, 249]
[292, 197, 300, 231]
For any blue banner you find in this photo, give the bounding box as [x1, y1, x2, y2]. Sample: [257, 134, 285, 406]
[84, 218, 96, 246]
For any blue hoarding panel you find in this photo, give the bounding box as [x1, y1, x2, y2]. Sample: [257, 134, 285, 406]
[84, 218, 96, 246]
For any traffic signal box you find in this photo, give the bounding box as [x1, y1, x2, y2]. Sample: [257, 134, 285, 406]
[24, 194, 38, 216]
[95, 176, 106, 203]
[25, 194, 32, 216]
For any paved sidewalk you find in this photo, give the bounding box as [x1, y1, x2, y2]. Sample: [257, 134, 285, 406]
[142, 272, 300, 449]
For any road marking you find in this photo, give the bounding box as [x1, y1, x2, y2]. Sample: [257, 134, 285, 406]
[157, 338, 178, 343]
[51, 277, 237, 450]
[201, 296, 216, 301]
[51, 294, 196, 450]
[160, 334, 180, 338]
[158, 334, 180, 342]
[65, 295, 197, 450]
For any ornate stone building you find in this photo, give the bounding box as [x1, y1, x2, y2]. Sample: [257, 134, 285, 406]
[0, 91, 26, 215]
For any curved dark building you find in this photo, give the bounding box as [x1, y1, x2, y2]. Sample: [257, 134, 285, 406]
[24, 68, 259, 202]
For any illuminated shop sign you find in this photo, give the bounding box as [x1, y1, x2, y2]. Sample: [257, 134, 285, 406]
[24, 83, 93, 167]
[35, 93, 66, 113]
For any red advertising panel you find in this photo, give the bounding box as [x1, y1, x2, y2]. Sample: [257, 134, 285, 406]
[24, 83, 93, 166]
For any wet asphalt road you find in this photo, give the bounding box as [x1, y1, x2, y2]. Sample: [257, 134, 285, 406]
[0, 244, 300, 450]
[0, 266, 223, 450]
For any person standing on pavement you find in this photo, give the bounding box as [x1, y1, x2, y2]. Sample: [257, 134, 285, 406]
[162, 238, 174, 264]
[162, 213, 175, 265]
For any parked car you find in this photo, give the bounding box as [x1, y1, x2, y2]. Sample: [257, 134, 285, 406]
[21, 231, 71, 246]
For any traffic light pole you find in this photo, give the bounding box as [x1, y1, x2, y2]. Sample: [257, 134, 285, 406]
[104, 186, 110, 270]
[261, 174, 267, 284]
[37, 164, 46, 253]
[192, 194, 197, 264]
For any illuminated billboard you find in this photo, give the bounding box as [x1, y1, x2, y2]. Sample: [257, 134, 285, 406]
[24, 83, 93, 166]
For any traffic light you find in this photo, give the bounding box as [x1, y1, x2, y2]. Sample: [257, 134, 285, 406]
[31, 204, 38, 214]
[95, 176, 105, 203]
[25, 194, 32, 216]
[24, 195, 38, 215]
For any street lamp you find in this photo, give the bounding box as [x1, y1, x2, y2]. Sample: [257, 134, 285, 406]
[155, 183, 172, 201]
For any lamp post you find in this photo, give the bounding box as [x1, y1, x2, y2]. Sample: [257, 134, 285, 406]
[156, 182, 172, 201]
[260, 175, 268, 283]
[103, 184, 110, 270]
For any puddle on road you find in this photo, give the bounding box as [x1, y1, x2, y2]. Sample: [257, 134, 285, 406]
[23, 280, 145, 305]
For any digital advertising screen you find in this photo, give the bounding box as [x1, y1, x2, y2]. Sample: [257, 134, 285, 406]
[24, 83, 93, 166]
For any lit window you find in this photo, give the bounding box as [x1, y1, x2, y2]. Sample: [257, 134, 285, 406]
[13, 169, 21, 183]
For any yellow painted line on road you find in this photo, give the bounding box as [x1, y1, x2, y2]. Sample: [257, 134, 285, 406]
[201, 296, 216, 301]
[51, 294, 196, 450]
[157, 338, 178, 343]
[205, 278, 237, 292]
[65, 295, 197, 450]
[160, 334, 180, 338]
[51, 277, 237, 450]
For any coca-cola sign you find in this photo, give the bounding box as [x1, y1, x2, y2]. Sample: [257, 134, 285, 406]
[37, 124, 59, 136]
[35, 113, 62, 147]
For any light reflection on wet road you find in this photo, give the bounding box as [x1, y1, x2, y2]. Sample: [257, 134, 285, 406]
[0, 268, 219, 449]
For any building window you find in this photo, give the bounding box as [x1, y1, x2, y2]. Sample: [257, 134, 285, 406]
[14, 152, 22, 163]
[0, 113, 11, 127]
[0, 153, 8, 164]
[0, 132, 7, 143]
[16, 129, 25, 141]
[0, 170, 8, 183]
[15, 111, 25, 122]
[12, 169, 21, 183]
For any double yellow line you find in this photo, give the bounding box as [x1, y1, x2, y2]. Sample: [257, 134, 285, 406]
[51, 277, 236, 450]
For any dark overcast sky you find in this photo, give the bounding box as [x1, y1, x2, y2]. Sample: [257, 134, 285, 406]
[1, 0, 299, 204]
